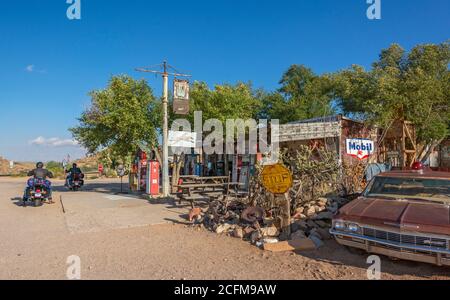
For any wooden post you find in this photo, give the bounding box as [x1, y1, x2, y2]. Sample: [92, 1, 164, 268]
[277, 193, 291, 241]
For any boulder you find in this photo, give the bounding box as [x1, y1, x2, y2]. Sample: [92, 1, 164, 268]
[215, 223, 232, 234]
[260, 226, 280, 237]
[290, 230, 307, 240]
[232, 227, 244, 239]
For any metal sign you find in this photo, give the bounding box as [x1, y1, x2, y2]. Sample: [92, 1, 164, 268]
[346, 138, 374, 160]
[168, 131, 197, 148]
[117, 165, 126, 177]
[261, 164, 293, 195]
[173, 79, 190, 115]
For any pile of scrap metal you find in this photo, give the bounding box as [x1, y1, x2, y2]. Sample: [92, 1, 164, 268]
[188, 194, 353, 252]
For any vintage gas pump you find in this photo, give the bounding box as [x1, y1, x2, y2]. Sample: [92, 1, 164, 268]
[146, 161, 160, 196]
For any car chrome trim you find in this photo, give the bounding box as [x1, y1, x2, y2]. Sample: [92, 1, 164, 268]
[330, 229, 450, 255]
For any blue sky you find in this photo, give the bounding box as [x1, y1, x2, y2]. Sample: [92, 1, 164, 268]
[0, 0, 448, 162]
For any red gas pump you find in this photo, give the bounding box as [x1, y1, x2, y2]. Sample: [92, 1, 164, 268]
[146, 161, 160, 196]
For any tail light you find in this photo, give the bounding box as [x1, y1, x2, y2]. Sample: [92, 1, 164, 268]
[36, 189, 41, 193]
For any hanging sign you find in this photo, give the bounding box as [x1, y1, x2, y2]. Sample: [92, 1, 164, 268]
[173, 79, 190, 115]
[346, 138, 374, 160]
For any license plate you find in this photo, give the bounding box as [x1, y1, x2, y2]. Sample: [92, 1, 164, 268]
[35, 193, 42, 197]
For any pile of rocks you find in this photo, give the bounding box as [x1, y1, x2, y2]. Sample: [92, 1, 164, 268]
[189, 195, 353, 251]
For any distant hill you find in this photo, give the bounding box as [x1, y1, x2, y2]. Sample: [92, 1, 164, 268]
[74, 155, 101, 173]
[0, 157, 35, 176]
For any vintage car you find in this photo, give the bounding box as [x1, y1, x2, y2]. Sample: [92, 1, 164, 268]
[330, 163, 450, 266]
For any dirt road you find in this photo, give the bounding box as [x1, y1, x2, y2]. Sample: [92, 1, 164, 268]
[0, 177, 448, 280]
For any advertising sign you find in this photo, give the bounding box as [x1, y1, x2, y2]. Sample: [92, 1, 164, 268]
[346, 138, 374, 160]
[173, 79, 190, 115]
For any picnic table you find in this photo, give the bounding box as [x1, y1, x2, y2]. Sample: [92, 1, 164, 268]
[175, 180, 246, 208]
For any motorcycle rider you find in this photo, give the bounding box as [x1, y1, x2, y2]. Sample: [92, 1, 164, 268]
[23, 162, 54, 202]
[66, 163, 84, 187]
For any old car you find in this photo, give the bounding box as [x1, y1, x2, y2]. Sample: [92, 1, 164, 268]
[330, 163, 450, 266]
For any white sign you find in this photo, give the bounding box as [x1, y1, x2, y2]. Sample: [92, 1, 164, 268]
[9, 161, 14, 169]
[173, 79, 190, 101]
[346, 139, 374, 160]
[168, 131, 197, 148]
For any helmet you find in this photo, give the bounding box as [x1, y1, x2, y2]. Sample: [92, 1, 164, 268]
[36, 162, 44, 168]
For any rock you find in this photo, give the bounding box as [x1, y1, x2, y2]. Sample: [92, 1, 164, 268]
[290, 230, 306, 240]
[215, 223, 232, 234]
[250, 230, 263, 243]
[306, 220, 317, 228]
[295, 220, 309, 231]
[243, 226, 256, 237]
[314, 205, 326, 213]
[316, 228, 332, 240]
[305, 206, 316, 217]
[260, 226, 279, 237]
[309, 235, 324, 248]
[327, 203, 339, 214]
[313, 220, 329, 228]
[317, 197, 328, 206]
[232, 227, 244, 239]
[315, 211, 334, 220]
[262, 238, 279, 244]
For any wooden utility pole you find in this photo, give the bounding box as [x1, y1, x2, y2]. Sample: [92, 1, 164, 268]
[136, 62, 191, 197]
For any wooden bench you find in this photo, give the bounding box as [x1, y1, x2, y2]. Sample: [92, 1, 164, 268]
[176, 182, 246, 207]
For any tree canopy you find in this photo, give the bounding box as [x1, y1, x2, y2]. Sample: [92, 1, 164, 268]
[70, 75, 161, 166]
[187, 81, 262, 124]
[334, 42, 450, 146]
[259, 65, 336, 123]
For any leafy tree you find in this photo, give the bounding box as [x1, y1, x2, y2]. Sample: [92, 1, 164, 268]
[70, 75, 161, 167]
[335, 42, 450, 161]
[259, 65, 336, 123]
[187, 81, 262, 123]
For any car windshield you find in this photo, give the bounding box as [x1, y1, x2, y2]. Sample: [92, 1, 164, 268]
[364, 176, 450, 204]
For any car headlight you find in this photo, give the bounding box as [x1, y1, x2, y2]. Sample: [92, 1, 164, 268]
[334, 220, 346, 231]
[347, 223, 360, 233]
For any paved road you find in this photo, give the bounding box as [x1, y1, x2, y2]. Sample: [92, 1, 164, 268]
[0, 177, 448, 280]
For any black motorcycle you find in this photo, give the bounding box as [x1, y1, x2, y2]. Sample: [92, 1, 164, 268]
[26, 178, 49, 207]
[68, 173, 84, 191]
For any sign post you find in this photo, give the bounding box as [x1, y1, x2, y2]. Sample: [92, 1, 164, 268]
[116, 164, 127, 194]
[260, 164, 293, 240]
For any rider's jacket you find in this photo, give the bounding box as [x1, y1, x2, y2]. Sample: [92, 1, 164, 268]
[27, 168, 54, 180]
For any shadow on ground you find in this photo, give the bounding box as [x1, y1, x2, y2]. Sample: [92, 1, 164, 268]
[297, 240, 450, 279]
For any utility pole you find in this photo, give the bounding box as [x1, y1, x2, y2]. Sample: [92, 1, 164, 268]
[136, 62, 191, 197]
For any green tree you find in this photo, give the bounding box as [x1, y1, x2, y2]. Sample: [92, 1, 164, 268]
[335, 42, 450, 161]
[187, 81, 262, 123]
[259, 65, 336, 123]
[70, 75, 161, 167]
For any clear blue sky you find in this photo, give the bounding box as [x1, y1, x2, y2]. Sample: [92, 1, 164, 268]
[0, 0, 448, 162]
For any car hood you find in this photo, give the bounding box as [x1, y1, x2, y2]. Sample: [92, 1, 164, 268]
[338, 197, 450, 236]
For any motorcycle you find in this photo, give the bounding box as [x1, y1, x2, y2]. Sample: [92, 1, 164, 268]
[25, 178, 50, 207]
[68, 173, 84, 191]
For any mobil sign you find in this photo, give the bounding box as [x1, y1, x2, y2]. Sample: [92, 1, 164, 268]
[346, 138, 374, 160]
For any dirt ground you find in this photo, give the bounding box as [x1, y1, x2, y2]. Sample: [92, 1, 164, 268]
[0, 177, 448, 280]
